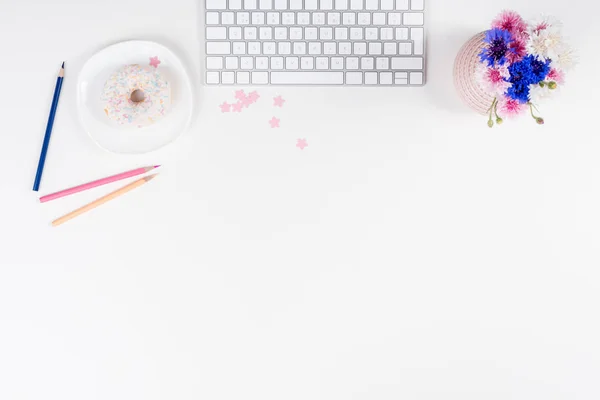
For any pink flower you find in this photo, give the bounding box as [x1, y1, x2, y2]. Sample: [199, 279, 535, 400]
[492, 10, 529, 39]
[498, 96, 527, 118]
[547, 68, 565, 84]
[507, 38, 527, 63]
[477, 64, 510, 96]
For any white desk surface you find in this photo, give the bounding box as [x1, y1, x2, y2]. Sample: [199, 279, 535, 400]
[1, 0, 599, 399]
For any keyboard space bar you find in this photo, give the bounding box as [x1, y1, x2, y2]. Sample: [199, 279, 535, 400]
[271, 71, 344, 85]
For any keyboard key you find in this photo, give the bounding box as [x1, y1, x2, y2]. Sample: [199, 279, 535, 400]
[259, 27, 273, 39]
[395, 73, 408, 84]
[391, 57, 423, 70]
[207, 42, 231, 54]
[399, 42, 412, 55]
[338, 42, 351, 54]
[206, 0, 226, 9]
[290, 27, 303, 39]
[263, 42, 276, 54]
[260, 0, 272, 9]
[380, 71, 393, 84]
[411, 0, 424, 10]
[383, 42, 396, 54]
[381, 0, 394, 9]
[222, 12, 235, 24]
[271, 71, 344, 84]
[357, 13, 370, 25]
[206, 27, 227, 39]
[206, 71, 220, 83]
[376, 57, 389, 69]
[274, 0, 287, 9]
[286, 57, 299, 69]
[411, 27, 424, 55]
[222, 71, 235, 83]
[365, 71, 378, 84]
[365, 27, 377, 40]
[305, 0, 318, 9]
[321, 0, 333, 9]
[298, 12, 310, 24]
[290, 0, 303, 9]
[271, 57, 284, 69]
[404, 12, 424, 25]
[316, 57, 329, 69]
[343, 12, 356, 24]
[396, 27, 409, 40]
[237, 12, 250, 24]
[248, 42, 261, 54]
[346, 72, 363, 84]
[346, 57, 359, 69]
[324, 42, 337, 54]
[350, 0, 363, 9]
[225, 57, 238, 69]
[410, 71, 423, 84]
[230, 0, 242, 9]
[309, 42, 322, 54]
[274, 27, 287, 39]
[241, 57, 254, 69]
[365, 0, 377, 9]
[381, 27, 393, 40]
[313, 12, 325, 24]
[353, 42, 367, 55]
[206, 12, 219, 24]
[331, 57, 344, 69]
[233, 42, 246, 54]
[334, 0, 347, 9]
[267, 12, 279, 24]
[252, 12, 265, 24]
[206, 57, 223, 69]
[244, 0, 258, 8]
[282, 12, 295, 24]
[252, 71, 269, 84]
[373, 13, 386, 25]
[278, 42, 291, 54]
[350, 27, 362, 39]
[395, 0, 408, 9]
[244, 27, 257, 39]
[328, 12, 341, 25]
[320, 27, 333, 39]
[293, 42, 307, 54]
[368, 42, 382, 54]
[361, 57, 374, 69]
[301, 57, 314, 69]
[335, 27, 348, 39]
[305, 27, 318, 39]
[388, 13, 401, 25]
[229, 26, 242, 39]
[256, 57, 269, 69]
[237, 71, 250, 83]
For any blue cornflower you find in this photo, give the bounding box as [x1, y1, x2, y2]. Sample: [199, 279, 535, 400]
[505, 55, 552, 103]
[525, 55, 552, 83]
[506, 82, 531, 103]
[479, 28, 515, 67]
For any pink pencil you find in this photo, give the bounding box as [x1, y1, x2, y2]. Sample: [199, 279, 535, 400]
[39, 165, 159, 203]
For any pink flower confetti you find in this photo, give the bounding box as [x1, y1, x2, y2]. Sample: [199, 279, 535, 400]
[219, 102, 231, 113]
[248, 91, 260, 103]
[269, 117, 280, 128]
[232, 102, 244, 112]
[296, 139, 308, 150]
[273, 95, 286, 107]
[242, 96, 254, 108]
[149, 56, 161, 68]
[235, 90, 246, 101]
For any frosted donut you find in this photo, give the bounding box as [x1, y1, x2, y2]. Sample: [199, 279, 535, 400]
[101, 64, 171, 128]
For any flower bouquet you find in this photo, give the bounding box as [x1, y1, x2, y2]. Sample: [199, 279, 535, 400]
[454, 11, 576, 127]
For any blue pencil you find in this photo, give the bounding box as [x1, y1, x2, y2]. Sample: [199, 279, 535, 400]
[33, 62, 65, 192]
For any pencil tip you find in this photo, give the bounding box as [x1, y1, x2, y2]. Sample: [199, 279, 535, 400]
[145, 174, 158, 182]
[61, 62, 65, 68]
[154, 165, 160, 168]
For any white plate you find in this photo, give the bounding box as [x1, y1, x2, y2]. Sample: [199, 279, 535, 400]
[77, 40, 194, 154]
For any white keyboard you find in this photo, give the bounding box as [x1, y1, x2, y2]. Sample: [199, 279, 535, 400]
[202, 0, 426, 86]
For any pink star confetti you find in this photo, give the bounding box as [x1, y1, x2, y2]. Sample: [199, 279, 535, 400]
[149, 56, 161, 68]
[248, 91, 260, 103]
[241, 96, 254, 108]
[269, 117, 280, 128]
[273, 95, 286, 107]
[219, 102, 231, 113]
[232, 102, 244, 112]
[235, 90, 246, 101]
[296, 139, 308, 150]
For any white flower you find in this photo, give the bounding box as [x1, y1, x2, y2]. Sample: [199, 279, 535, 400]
[553, 42, 577, 71]
[529, 15, 563, 36]
[529, 84, 555, 104]
[528, 29, 564, 61]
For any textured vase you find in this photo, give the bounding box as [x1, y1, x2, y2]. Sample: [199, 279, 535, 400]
[454, 32, 494, 115]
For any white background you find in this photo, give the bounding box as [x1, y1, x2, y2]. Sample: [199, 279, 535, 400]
[1, 0, 600, 399]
